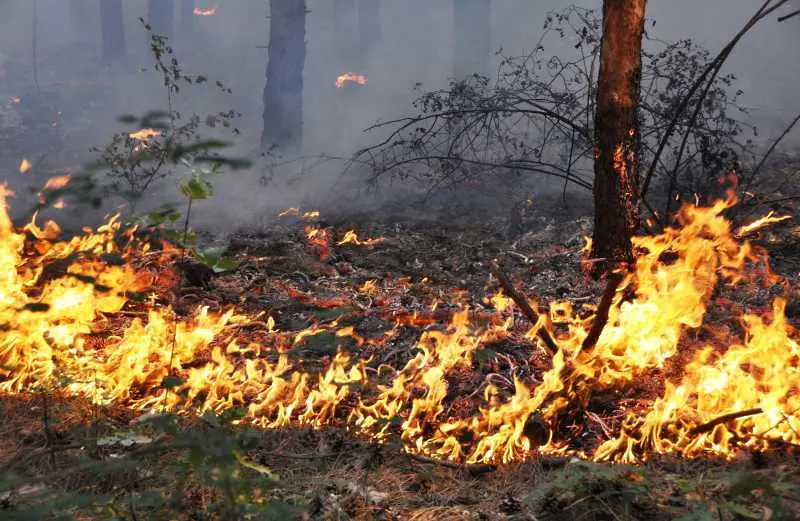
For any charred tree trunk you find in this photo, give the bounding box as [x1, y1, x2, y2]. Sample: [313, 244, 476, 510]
[590, 0, 646, 274]
[147, 0, 174, 40]
[261, 0, 307, 153]
[453, 0, 490, 79]
[100, 0, 125, 63]
[357, 0, 381, 57]
[179, 0, 194, 38]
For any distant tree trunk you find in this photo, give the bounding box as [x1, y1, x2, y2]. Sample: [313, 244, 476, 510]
[357, 0, 381, 57]
[590, 0, 646, 273]
[179, 0, 194, 38]
[335, 0, 361, 69]
[100, 0, 125, 62]
[147, 0, 174, 40]
[261, 0, 307, 153]
[453, 0, 490, 79]
[70, 0, 91, 43]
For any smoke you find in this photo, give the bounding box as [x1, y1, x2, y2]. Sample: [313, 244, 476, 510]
[0, 0, 797, 231]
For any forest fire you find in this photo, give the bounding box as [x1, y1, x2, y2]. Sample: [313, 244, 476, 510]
[0, 186, 797, 466]
[336, 72, 368, 88]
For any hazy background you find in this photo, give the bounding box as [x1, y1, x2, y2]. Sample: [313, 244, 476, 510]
[0, 0, 797, 228]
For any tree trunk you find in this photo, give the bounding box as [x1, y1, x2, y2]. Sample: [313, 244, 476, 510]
[179, 0, 194, 38]
[334, 0, 361, 70]
[70, 0, 92, 43]
[590, 0, 646, 274]
[357, 0, 381, 57]
[261, 0, 307, 153]
[100, 0, 125, 62]
[453, 0, 490, 79]
[147, 0, 174, 40]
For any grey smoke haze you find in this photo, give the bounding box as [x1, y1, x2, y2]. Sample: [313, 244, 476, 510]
[0, 1, 797, 229]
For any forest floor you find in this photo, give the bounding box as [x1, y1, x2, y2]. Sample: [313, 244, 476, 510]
[2, 191, 800, 520]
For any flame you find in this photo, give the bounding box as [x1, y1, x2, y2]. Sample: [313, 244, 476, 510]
[336, 73, 368, 88]
[337, 230, 384, 246]
[304, 225, 332, 261]
[129, 128, 162, 141]
[18, 158, 32, 174]
[735, 211, 791, 237]
[0, 182, 798, 466]
[193, 5, 217, 16]
[8, 96, 20, 105]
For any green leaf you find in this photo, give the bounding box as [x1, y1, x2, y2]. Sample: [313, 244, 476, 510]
[723, 502, 762, 520]
[728, 471, 774, 497]
[201, 410, 221, 428]
[211, 258, 240, 274]
[474, 347, 497, 370]
[673, 504, 717, 521]
[180, 176, 213, 200]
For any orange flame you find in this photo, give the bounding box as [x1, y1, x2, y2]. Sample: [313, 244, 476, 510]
[0, 183, 797, 466]
[336, 73, 368, 88]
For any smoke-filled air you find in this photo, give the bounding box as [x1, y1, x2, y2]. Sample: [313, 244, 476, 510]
[0, 1, 799, 520]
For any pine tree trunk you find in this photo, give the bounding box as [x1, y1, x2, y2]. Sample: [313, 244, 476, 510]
[100, 0, 125, 62]
[357, 0, 381, 58]
[453, 0, 490, 79]
[334, 0, 361, 70]
[590, 0, 646, 273]
[261, 0, 307, 153]
[147, 0, 174, 40]
[179, 0, 194, 38]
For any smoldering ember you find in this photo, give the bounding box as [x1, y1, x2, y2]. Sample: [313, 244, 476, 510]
[0, 2, 799, 520]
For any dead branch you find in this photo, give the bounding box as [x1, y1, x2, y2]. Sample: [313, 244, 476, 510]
[778, 8, 800, 21]
[488, 261, 558, 357]
[408, 453, 496, 475]
[580, 272, 625, 353]
[688, 408, 763, 437]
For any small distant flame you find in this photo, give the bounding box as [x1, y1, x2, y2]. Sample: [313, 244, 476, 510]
[279, 208, 320, 220]
[193, 5, 217, 16]
[42, 175, 71, 192]
[336, 72, 368, 88]
[53, 198, 66, 209]
[18, 159, 32, 174]
[8, 96, 20, 105]
[129, 128, 162, 141]
[337, 230, 384, 246]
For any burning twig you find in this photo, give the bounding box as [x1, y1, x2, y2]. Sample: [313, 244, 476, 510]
[488, 261, 558, 357]
[580, 271, 626, 353]
[687, 408, 763, 437]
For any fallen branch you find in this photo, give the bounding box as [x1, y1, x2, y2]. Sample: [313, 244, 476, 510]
[580, 272, 625, 353]
[407, 453, 496, 475]
[489, 261, 559, 357]
[688, 408, 763, 437]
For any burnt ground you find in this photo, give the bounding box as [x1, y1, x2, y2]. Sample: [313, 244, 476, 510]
[2, 191, 800, 520]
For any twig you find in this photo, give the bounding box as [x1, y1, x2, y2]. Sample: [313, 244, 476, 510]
[778, 8, 800, 21]
[741, 111, 800, 194]
[488, 261, 559, 358]
[580, 272, 625, 353]
[407, 453, 496, 475]
[688, 408, 763, 437]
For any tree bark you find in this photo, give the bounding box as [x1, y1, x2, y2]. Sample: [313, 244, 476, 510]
[99, 0, 125, 63]
[261, 0, 307, 153]
[357, 0, 381, 58]
[147, 0, 174, 40]
[179, 0, 194, 38]
[590, 0, 646, 273]
[335, 0, 361, 70]
[453, 0, 491, 79]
